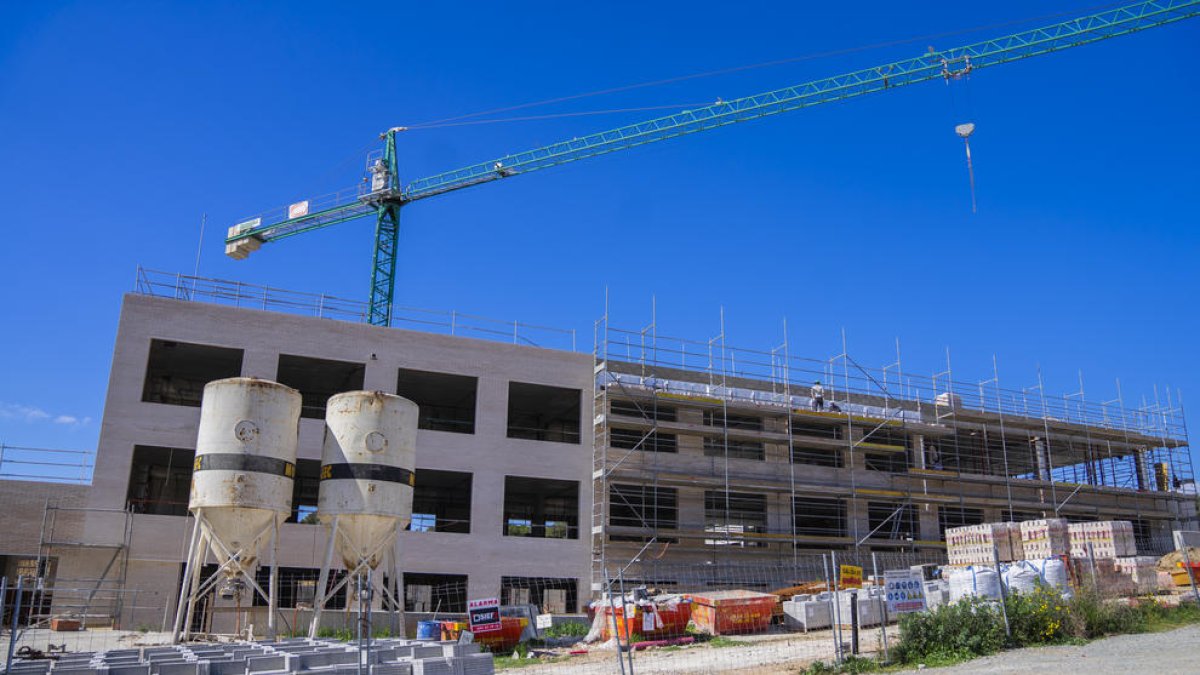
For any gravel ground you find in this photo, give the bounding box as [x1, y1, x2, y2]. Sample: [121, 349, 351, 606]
[893, 624, 1200, 675]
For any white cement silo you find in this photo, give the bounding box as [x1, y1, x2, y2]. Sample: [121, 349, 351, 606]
[173, 377, 301, 642]
[309, 390, 417, 637]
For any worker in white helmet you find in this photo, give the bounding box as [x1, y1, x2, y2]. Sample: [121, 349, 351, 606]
[810, 380, 825, 412]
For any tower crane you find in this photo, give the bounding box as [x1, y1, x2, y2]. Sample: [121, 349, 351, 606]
[225, 0, 1198, 326]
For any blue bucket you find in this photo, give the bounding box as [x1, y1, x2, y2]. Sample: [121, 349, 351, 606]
[416, 620, 441, 640]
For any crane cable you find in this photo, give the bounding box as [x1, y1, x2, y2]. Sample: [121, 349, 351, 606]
[404, 1, 1130, 131]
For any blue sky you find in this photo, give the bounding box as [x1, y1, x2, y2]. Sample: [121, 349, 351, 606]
[1, 2, 1197, 472]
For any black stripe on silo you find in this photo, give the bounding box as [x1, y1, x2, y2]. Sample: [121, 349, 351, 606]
[319, 463, 416, 487]
[193, 453, 296, 478]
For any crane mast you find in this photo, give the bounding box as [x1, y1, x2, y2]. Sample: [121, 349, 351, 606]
[225, 0, 1199, 326]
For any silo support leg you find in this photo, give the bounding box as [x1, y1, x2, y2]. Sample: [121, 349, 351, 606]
[310, 516, 341, 638]
[172, 518, 203, 643]
[387, 543, 401, 638]
[268, 520, 279, 640]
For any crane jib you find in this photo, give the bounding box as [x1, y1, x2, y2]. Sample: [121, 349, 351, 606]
[221, 0, 1200, 327]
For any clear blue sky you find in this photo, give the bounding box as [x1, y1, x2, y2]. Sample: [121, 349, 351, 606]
[1, 2, 1197, 472]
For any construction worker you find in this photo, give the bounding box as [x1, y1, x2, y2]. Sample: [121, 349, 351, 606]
[810, 380, 825, 411]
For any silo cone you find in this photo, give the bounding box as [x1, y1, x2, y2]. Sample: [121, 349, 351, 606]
[173, 378, 301, 642]
[310, 391, 417, 638]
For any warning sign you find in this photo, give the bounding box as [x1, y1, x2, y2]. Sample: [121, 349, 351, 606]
[884, 569, 927, 614]
[468, 597, 501, 633]
[839, 565, 863, 589]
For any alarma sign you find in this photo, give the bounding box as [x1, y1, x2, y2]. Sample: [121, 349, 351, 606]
[468, 597, 501, 633]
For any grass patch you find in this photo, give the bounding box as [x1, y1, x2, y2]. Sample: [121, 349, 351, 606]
[540, 621, 589, 638]
[705, 635, 752, 648]
[493, 655, 571, 670]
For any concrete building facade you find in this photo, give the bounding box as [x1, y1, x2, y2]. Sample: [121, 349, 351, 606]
[0, 273, 1196, 632]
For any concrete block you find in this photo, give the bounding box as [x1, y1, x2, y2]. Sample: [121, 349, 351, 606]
[369, 665, 412, 675]
[108, 666, 151, 675]
[782, 599, 831, 631]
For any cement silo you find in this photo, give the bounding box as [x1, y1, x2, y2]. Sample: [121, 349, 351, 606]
[172, 378, 301, 642]
[309, 391, 417, 638]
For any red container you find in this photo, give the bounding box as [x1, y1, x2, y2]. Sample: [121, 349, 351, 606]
[601, 602, 692, 644]
[686, 590, 776, 636]
[472, 617, 527, 653]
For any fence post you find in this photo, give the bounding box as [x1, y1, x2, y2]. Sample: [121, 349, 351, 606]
[849, 590, 859, 656]
[5, 576, 25, 674]
[0, 577, 7, 642]
[830, 551, 843, 663]
[1181, 546, 1200, 606]
[871, 552, 889, 663]
[1087, 542, 1098, 592]
[605, 570, 628, 675]
[618, 568, 635, 675]
[992, 544, 1011, 639]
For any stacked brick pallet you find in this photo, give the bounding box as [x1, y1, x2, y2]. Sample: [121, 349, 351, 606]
[1068, 520, 1137, 559]
[945, 523, 1023, 566]
[1113, 556, 1160, 594]
[1019, 519, 1071, 559]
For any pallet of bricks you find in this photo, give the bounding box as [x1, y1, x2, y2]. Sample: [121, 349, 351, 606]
[945, 523, 1024, 566]
[1018, 518, 1071, 560]
[1068, 520, 1156, 595]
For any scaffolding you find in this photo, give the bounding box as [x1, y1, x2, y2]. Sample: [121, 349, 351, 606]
[33, 503, 133, 628]
[591, 308, 1196, 588]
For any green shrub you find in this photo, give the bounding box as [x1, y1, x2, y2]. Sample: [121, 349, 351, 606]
[895, 597, 1006, 663]
[1004, 585, 1071, 646]
[1065, 590, 1147, 639]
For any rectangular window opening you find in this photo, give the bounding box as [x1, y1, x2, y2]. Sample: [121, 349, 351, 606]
[253, 567, 347, 609]
[290, 459, 321, 524]
[276, 354, 365, 420]
[610, 400, 677, 422]
[867, 502, 918, 542]
[610, 428, 678, 453]
[938, 506, 985, 537]
[501, 576, 578, 613]
[397, 368, 477, 434]
[410, 469, 472, 534]
[126, 445, 195, 516]
[792, 443, 842, 468]
[142, 339, 243, 407]
[704, 491, 768, 547]
[503, 476, 579, 539]
[404, 573, 467, 613]
[792, 497, 847, 537]
[702, 411, 762, 431]
[608, 484, 677, 541]
[703, 437, 765, 461]
[507, 382, 581, 443]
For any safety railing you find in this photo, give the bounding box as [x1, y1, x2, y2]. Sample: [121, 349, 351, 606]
[0, 444, 94, 484]
[134, 267, 579, 352]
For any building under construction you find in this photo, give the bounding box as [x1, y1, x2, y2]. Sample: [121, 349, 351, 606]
[0, 269, 1195, 630]
[591, 315, 1196, 589]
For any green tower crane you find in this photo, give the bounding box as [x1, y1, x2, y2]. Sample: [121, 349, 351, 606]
[224, 0, 1199, 326]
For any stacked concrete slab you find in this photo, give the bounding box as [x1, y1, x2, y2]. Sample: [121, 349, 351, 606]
[22, 639, 492, 675]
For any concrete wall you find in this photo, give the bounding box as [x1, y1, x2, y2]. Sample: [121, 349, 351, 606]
[84, 293, 594, 628]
